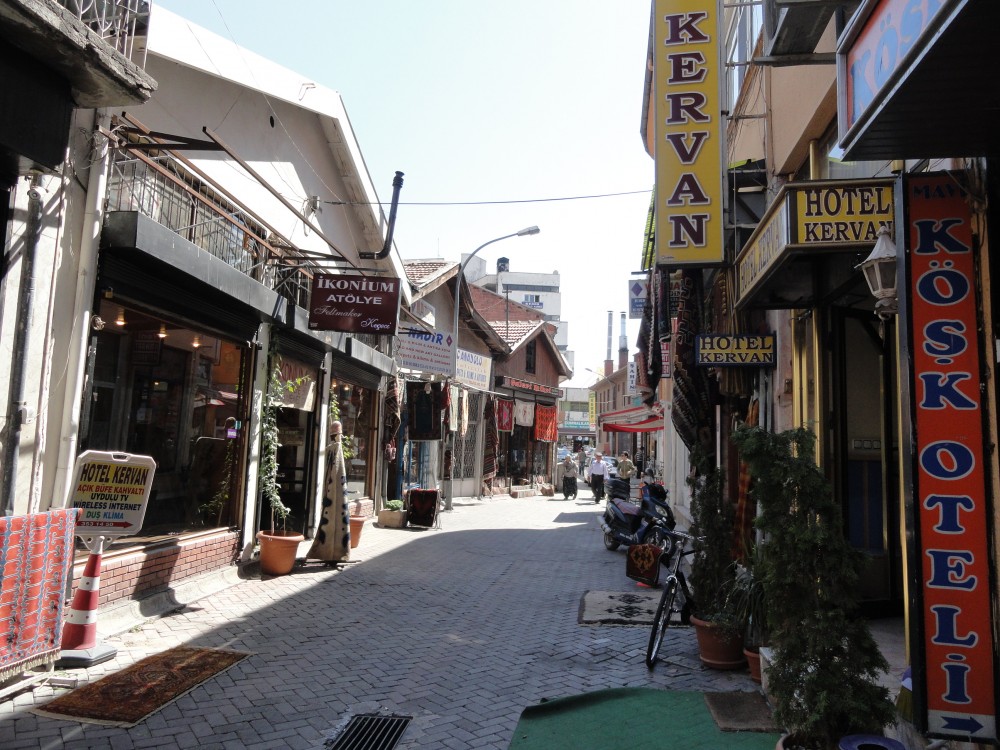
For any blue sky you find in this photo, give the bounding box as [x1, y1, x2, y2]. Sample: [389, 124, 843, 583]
[156, 1, 653, 385]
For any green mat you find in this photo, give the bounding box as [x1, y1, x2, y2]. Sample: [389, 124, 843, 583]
[507, 688, 780, 750]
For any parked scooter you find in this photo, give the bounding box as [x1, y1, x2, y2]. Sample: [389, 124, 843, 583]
[600, 473, 675, 551]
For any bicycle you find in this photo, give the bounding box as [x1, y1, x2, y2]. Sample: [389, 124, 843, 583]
[645, 528, 701, 669]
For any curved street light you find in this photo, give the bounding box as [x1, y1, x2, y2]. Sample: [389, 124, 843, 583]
[451, 226, 540, 379]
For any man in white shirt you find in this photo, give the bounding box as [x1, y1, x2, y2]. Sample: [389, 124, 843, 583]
[588, 452, 608, 503]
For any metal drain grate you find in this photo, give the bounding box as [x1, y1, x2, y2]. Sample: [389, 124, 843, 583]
[327, 714, 412, 750]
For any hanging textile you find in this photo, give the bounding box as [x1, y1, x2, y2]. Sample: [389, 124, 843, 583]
[407, 381, 443, 441]
[0, 509, 78, 680]
[715, 268, 753, 398]
[382, 374, 401, 448]
[514, 399, 535, 427]
[671, 268, 714, 456]
[482, 395, 499, 481]
[308, 433, 350, 562]
[496, 397, 514, 432]
[460, 389, 469, 436]
[733, 398, 760, 563]
[533, 404, 557, 442]
[448, 384, 460, 433]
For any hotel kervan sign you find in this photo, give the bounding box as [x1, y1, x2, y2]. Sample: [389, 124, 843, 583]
[654, 0, 724, 266]
[308, 273, 401, 334]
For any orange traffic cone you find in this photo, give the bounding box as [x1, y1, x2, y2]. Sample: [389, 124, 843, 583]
[60, 550, 102, 650]
[57, 548, 117, 668]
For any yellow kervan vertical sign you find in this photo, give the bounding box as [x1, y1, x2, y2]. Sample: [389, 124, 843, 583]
[654, 0, 723, 266]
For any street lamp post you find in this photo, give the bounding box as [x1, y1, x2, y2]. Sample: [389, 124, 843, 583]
[451, 226, 540, 379]
[446, 226, 538, 511]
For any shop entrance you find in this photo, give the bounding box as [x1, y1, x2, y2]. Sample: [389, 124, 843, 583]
[831, 308, 904, 615]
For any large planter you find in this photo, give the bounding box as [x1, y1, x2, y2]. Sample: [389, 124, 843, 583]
[256, 529, 304, 576]
[690, 615, 746, 670]
[745, 647, 762, 683]
[349, 516, 366, 548]
[377, 509, 406, 528]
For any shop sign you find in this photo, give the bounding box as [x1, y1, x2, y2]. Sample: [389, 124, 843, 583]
[69, 451, 157, 536]
[627, 362, 637, 394]
[839, 0, 953, 147]
[736, 196, 789, 301]
[736, 180, 894, 306]
[695, 334, 775, 366]
[308, 273, 401, 335]
[654, 0, 724, 265]
[396, 326, 451, 375]
[561, 419, 592, 430]
[794, 183, 893, 243]
[497, 376, 561, 397]
[906, 173, 996, 743]
[455, 348, 492, 391]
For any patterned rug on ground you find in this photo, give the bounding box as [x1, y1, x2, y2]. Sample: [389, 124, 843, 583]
[703, 691, 779, 732]
[578, 590, 685, 626]
[34, 646, 250, 726]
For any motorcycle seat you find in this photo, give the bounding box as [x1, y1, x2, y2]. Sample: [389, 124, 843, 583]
[609, 497, 641, 518]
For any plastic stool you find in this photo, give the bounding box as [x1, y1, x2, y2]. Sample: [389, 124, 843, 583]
[839, 735, 906, 750]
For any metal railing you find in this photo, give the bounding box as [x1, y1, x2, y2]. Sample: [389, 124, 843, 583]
[55, 0, 150, 63]
[106, 140, 312, 308]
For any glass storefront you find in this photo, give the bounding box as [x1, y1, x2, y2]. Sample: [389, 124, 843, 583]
[331, 378, 376, 499]
[79, 299, 251, 539]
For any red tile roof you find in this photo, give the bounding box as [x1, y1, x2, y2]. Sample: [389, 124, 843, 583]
[403, 259, 450, 285]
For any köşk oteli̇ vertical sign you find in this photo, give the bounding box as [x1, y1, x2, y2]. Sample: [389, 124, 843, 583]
[906, 172, 997, 742]
[70, 451, 157, 536]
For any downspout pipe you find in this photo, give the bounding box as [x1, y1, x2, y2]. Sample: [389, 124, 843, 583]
[52, 110, 111, 507]
[359, 171, 404, 260]
[2, 175, 46, 514]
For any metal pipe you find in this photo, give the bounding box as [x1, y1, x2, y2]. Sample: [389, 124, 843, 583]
[359, 171, 404, 260]
[202, 126, 360, 270]
[2, 175, 46, 514]
[53, 111, 111, 508]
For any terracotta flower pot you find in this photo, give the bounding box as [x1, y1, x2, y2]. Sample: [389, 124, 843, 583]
[690, 615, 746, 670]
[256, 529, 304, 576]
[745, 646, 762, 683]
[349, 516, 366, 548]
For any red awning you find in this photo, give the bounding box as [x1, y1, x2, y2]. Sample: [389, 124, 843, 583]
[601, 416, 662, 433]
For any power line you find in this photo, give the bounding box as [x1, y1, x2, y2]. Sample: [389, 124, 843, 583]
[321, 188, 652, 207]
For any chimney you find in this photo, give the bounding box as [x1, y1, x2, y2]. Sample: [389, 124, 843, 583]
[618, 312, 628, 370]
[605, 311, 613, 375]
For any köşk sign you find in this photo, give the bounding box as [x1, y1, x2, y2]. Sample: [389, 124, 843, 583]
[906, 173, 997, 743]
[308, 273, 400, 335]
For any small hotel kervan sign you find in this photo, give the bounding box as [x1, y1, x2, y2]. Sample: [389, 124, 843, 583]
[308, 273, 401, 334]
[695, 335, 775, 367]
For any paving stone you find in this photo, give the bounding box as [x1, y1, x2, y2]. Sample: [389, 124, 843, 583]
[0, 492, 763, 749]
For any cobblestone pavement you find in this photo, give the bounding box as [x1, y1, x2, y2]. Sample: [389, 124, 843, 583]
[1, 488, 760, 749]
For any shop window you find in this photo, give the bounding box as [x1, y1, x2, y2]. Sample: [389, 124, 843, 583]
[332, 379, 375, 499]
[79, 300, 250, 542]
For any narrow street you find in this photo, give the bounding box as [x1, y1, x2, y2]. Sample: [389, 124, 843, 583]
[1, 488, 758, 749]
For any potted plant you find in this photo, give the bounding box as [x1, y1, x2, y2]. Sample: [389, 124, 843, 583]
[255, 359, 305, 576]
[721, 546, 768, 682]
[686, 451, 744, 670]
[732, 426, 894, 750]
[377, 499, 407, 529]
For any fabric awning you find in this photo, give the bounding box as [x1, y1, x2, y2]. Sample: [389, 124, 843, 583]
[602, 416, 662, 433]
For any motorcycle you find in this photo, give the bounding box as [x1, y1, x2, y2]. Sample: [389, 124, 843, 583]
[600, 478, 675, 551]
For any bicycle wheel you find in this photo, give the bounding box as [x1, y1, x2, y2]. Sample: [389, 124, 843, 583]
[645, 577, 678, 668]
